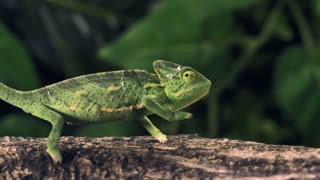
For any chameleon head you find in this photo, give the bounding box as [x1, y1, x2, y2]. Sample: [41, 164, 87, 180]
[153, 60, 211, 111]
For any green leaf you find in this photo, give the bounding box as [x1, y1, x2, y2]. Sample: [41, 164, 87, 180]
[0, 22, 40, 89]
[274, 46, 320, 136]
[98, 0, 256, 70]
[313, 0, 320, 16]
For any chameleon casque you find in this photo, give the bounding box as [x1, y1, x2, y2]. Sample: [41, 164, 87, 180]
[0, 60, 211, 163]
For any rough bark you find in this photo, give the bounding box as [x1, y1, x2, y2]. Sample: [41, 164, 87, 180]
[0, 134, 319, 179]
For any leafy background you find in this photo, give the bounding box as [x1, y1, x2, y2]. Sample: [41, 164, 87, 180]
[0, 0, 319, 146]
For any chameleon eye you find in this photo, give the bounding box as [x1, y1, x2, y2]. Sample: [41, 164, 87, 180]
[182, 70, 196, 84]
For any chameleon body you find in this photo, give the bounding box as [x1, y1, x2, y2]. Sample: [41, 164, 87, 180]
[0, 60, 211, 163]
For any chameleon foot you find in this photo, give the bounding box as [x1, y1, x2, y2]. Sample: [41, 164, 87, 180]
[155, 133, 167, 143]
[186, 113, 193, 119]
[46, 148, 62, 164]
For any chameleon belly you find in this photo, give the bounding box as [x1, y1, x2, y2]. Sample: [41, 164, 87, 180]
[37, 70, 163, 123]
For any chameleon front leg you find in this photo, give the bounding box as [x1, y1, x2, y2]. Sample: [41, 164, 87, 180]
[141, 96, 193, 121]
[140, 96, 192, 143]
[138, 116, 167, 143]
[29, 105, 65, 163]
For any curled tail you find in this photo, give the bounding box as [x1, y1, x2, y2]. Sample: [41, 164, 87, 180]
[0, 82, 27, 109]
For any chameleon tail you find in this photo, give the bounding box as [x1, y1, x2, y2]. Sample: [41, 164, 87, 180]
[0, 82, 27, 109]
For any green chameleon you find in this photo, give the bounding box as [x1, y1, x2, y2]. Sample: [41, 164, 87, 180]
[0, 60, 211, 163]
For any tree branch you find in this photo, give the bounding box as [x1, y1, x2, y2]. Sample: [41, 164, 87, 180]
[0, 135, 319, 179]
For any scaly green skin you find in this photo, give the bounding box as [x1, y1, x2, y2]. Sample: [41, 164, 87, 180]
[0, 60, 211, 163]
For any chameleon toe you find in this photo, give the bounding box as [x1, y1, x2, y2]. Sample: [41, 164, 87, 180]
[46, 148, 62, 164]
[156, 134, 168, 143]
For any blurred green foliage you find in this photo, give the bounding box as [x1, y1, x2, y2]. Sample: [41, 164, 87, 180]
[0, 23, 40, 89]
[0, 0, 320, 146]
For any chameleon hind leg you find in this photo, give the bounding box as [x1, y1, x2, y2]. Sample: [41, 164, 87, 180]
[30, 105, 65, 163]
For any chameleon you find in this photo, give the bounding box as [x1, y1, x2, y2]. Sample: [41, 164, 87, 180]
[0, 60, 211, 163]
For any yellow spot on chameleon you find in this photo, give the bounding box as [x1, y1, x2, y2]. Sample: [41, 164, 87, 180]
[100, 103, 144, 112]
[135, 103, 144, 109]
[74, 90, 87, 97]
[69, 106, 77, 111]
[143, 83, 164, 88]
[105, 85, 121, 92]
[99, 107, 111, 112]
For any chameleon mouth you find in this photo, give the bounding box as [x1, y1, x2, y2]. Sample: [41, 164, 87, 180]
[174, 89, 210, 112]
[172, 79, 211, 112]
[188, 90, 210, 107]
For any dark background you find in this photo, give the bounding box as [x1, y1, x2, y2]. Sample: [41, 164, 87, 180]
[0, 0, 319, 147]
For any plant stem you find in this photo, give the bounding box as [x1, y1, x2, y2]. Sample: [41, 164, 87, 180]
[288, 0, 315, 56]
